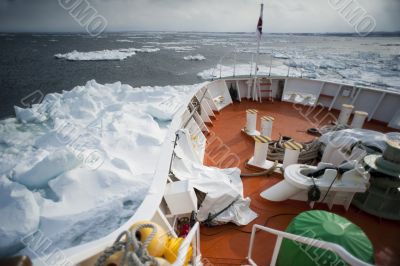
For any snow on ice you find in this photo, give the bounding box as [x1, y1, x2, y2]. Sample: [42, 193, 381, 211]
[183, 54, 206, 61]
[55, 48, 160, 61]
[0, 80, 203, 257]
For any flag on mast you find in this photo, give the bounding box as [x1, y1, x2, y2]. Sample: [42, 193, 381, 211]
[256, 3, 264, 40]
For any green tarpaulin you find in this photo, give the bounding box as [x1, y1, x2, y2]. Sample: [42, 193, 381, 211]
[276, 210, 374, 266]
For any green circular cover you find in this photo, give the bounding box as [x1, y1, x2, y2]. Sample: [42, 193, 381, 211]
[276, 211, 374, 266]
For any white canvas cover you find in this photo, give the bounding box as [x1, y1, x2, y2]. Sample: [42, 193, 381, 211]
[171, 129, 257, 226]
[320, 129, 388, 153]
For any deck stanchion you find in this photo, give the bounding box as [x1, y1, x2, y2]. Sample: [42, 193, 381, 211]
[337, 104, 354, 125]
[351, 111, 368, 129]
[282, 141, 303, 169]
[261, 116, 274, 138]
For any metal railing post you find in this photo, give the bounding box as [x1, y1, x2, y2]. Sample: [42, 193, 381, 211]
[233, 48, 237, 77]
[247, 224, 373, 266]
[250, 54, 254, 77]
[269, 53, 272, 77]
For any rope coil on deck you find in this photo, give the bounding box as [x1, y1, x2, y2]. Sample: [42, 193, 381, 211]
[95, 223, 160, 266]
[267, 136, 321, 164]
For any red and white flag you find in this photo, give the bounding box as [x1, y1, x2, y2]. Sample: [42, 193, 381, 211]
[256, 3, 264, 41]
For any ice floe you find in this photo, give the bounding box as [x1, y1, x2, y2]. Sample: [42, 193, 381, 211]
[0, 80, 204, 257]
[116, 39, 135, 43]
[163, 46, 196, 52]
[54, 48, 160, 61]
[272, 52, 290, 59]
[184, 54, 206, 61]
[0, 178, 40, 257]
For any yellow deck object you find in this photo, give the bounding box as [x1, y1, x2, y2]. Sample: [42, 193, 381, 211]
[104, 251, 123, 266]
[253, 135, 271, 143]
[155, 257, 172, 266]
[163, 237, 192, 265]
[261, 115, 275, 122]
[130, 221, 168, 258]
[246, 109, 258, 114]
[283, 140, 303, 151]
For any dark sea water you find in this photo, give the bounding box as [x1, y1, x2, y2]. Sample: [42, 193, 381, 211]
[0, 32, 399, 119]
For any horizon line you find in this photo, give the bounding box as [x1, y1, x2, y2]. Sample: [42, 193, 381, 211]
[1, 30, 399, 35]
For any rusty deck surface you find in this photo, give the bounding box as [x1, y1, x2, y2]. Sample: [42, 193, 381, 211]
[202, 100, 400, 266]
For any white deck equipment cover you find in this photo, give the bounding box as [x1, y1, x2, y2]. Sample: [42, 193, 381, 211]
[171, 129, 257, 226]
[319, 129, 389, 165]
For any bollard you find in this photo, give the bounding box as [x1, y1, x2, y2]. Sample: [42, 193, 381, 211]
[351, 111, 368, 129]
[283, 141, 303, 169]
[261, 116, 274, 138]
[338, 104, 354, 125]
[253, 136, 271, 166]
[247, 135, 274, 169]
[245, 109, 258, 135]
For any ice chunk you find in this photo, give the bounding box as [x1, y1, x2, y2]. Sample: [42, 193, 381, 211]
[14, 106, 38, 123]
[184, 54, 206, 61]
[273, 52, 290, 59]
[116, 39, 134, 43]
[163, 46, 195, 52]
[127, 47, 160, 53]
[146, 95, 184, 121]
[55, 48, 159, 61]
[0, 178, 40, 257]
[13, 149, 81, 189]
[55, 49, 137, 61]
[30, 167, 150, 250]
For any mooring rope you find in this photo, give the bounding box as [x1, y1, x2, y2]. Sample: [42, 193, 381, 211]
[241, 160, 279, 177]
[95, 223, 160, 266]
[267, 137, 321, 164]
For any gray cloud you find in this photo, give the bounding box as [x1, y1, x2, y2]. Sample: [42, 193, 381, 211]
[0, 0, 399, 32]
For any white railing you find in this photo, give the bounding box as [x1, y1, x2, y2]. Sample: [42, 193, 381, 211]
[210, 48, 238, 80]
[172, 222, 201, 266]
[247, 224, 373, 266]
[210, 49, 292, 80]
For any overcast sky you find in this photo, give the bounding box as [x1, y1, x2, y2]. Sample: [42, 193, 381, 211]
[0, 0, 399, 33]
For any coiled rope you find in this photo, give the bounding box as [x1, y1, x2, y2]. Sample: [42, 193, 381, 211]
[95, 223, 160, 266]
[267, 137, 321, 164]
[319, 124, 349, 135]
[241, 161, 280, 177]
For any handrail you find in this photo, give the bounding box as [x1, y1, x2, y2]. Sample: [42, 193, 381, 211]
[172, 222, 201, 266]
[247, 224, 373, 266]
[211, 48, 238, 80]
[210, 49, 289, 80]
[182, 88, 209, 128]
[207, 50, 399, 95]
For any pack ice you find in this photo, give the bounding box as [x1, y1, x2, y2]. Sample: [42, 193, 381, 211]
[0, 80, 202, 257]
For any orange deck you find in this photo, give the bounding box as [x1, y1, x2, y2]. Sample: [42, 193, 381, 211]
[201, 100, 400, 266]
